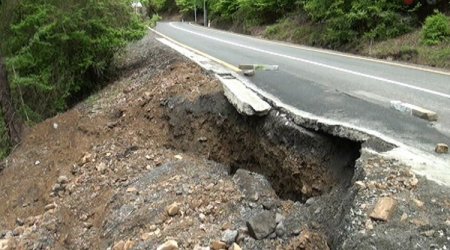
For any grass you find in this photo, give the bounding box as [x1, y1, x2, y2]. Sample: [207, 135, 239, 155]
[0, 114, 11, 160]
[263, 17, 325, 46]
[262, 16, 450, 70]
[362, 30, 450, 70]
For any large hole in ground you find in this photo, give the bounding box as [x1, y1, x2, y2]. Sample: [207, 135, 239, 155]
[163, 92, 362, 202]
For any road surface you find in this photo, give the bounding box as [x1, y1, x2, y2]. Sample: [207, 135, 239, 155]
[155, 22, 450, 155]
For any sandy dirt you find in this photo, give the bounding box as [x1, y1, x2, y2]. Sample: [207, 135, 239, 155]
[0, 33, 448, 250]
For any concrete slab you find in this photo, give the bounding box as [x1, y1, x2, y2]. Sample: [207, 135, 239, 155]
[218, 76, 271, 116]
[390, 101, 438, 121]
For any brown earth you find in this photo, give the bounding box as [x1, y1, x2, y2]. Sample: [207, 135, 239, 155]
[0, 33, 449, 250]
[0, 34, 332, 249]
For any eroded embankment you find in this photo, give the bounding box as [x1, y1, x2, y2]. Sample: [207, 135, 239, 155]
[2, 34, 447, 250]
[163, 92, 361, 202]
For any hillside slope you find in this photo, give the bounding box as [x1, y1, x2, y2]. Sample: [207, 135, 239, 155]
[0, 33, 449, 250]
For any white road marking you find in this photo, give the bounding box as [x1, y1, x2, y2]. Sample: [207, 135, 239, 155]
[188, 23, 450, 77]
[168, 22, 450, 100]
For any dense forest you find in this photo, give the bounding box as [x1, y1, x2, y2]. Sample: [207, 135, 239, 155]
[148, 0, 449, 48]
[0, 0, 146, 157]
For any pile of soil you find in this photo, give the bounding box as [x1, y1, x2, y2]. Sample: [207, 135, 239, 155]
[0, 33, 448, 250]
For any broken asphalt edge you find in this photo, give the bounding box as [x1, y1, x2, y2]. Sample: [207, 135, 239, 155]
[150, 28, 450, 187]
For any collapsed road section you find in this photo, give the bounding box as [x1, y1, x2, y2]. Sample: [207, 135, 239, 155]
[151, 31, 450, 249]
[0, 33, 448, 250]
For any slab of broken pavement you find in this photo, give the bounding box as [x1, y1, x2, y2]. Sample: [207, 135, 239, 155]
[149, 28, 450, 249]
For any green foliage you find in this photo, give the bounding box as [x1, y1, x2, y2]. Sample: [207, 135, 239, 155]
[146, 0, 177, 13]
[303, 0, 414, 48]
[422, 12, 450, 45]
[175, 0, 202, 14]
[210, 0, 298, 24]
[149, 13, 162, 27]
[0, 113, 10, 159]
[1, 0, 146, 120]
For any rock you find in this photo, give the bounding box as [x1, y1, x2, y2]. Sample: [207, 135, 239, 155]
[365, 219, 374, 230]
[409, 177, 419, 187]
[44, 203, 56, 211]
[157, 240, 179, 250]
[83, 222, 93, 229]
[124, 240, 134, 250]
[211, 240, 227, 250]
[410, 218, 429, 227]
[57, 175, 69, 184]
[435, 143, 448, 154]
[35, 160, 40, 165]
[221, 230, 238, 246]
[305, 197, 315, 206]
[198, 137, 208, 142]
[413, 199, 424, 208]
[166, 202, 180, 216]
[80, 153, 92, 165]
[249, 192, 259, 202]
[275, 221, 286, 237]
[199, 213, 206, 222]
[354, 181, 366, 189]
[107, 121, 119, 129]
[126, 187, 138, 194]
[52, 183, 62, 192]
[112, 241, 125, 250]
[275, 213, 285, 224]
[0, 239, 11, 250]
[369, 197, 397, 221]
[205, 183, 215, 191]
[221, 222, 233, 231]
[421, 230, 435, 237]
[12, 226, 24, 236]
[140, 232, 151, 241]
[268, 232, 277, 239]
[230, 243, 242, 250]
[246, 210, 276, 240]
[262, 200, 276, 210]
[15, 218, 24, 226]
[193, 245, 210, 250]
[400, 213, 408, 222]
[96, 162, 107, 172]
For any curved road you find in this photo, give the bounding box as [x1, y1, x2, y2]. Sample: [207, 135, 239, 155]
[155, 22, 450, 154]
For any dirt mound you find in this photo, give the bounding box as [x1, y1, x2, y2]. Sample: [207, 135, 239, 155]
[0, 33, 449, 250]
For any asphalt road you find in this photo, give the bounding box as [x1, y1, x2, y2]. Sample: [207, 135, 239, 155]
[155, 22, 450, 154]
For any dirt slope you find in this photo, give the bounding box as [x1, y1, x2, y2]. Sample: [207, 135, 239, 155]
[0, 33, 449, 250]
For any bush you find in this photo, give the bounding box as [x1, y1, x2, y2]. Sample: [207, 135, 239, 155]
[1, 0, 146, 121]
[422, 12, 450, 45]
[149, 13, 162, 27]
[302, 0, 414, 48]
[0, 113, 10, 159]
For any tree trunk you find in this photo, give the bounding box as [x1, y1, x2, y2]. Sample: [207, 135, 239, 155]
[0, 55, 22, 145]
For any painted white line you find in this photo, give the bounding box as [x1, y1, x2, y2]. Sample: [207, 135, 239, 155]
[155, 27, 450, 186]
[168, 22, 450, 100]
[188, 23, 450, 77]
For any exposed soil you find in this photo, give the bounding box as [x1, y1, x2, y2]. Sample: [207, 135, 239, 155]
[0, 33, 449, 250]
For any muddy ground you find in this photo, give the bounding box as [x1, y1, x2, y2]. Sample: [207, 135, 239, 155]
[0, 33, 449, 250]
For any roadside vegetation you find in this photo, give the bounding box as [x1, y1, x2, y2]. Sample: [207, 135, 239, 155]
[146, 0, 450, 68]
[0, 0, 146, 158]
[361, 13, 450, 69]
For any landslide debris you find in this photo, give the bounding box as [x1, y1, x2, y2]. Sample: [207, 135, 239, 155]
[0, 33, 448, 250]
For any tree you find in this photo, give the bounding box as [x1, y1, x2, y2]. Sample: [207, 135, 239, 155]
[0, 55, 22, 146]
[3, 0, 146, 120]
